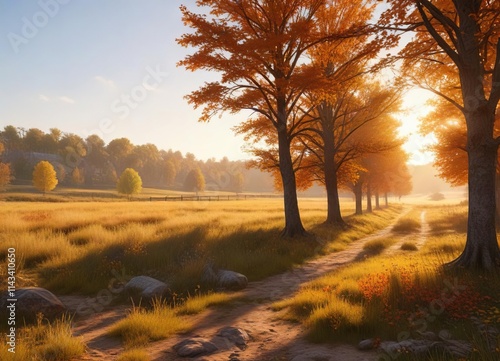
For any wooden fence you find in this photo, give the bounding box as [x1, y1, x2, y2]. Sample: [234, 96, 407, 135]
[149, 194, 282, 202]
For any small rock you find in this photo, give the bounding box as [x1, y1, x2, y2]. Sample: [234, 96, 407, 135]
[173, 337, 218, 357]
[202, 263, 248, 290]
[124, 276, 168, 300]
[217, 326, 250, 349]
[217, 270, 248, 291]
[358, 338, 375, 350]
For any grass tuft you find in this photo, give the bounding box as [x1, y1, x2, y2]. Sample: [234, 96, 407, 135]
[392, 217, 420, 233]
[0, 315, 85, 361]
[108, 298, 190, 348]
[177, 292, 239, 315]
[400, 242, 418, 251]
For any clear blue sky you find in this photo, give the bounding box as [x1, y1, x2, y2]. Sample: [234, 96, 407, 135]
[0, 0, 433, 164]
[0, 0, 248, 161]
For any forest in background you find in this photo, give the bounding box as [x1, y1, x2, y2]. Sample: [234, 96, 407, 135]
[0, 124, 456, 198]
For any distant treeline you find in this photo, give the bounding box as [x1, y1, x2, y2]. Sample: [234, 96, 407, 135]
[0, 125, 275, 192]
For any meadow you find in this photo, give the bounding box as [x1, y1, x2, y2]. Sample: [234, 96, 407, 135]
[0, 198, 401, 296]
[1, 196, 498, 361]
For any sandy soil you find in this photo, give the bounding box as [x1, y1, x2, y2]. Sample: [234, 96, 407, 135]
[61, 207, 428, 361]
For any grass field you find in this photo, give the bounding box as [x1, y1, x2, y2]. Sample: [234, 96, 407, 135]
[0, 198, 402, 296]
[273, 204, 500, 360]
[2, 195, 498, 361]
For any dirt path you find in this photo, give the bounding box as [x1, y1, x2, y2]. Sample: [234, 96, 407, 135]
[386, 210, 430, 254]
[66, 207, 417, 361]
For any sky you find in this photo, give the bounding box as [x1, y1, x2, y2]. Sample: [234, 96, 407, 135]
[0, 0, 435, 164]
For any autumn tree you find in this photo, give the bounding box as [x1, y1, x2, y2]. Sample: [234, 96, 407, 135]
[164, 159, 177, 187]
[117, 168, 142, 199]
[382, 0, 500, 269]
[177, 0, 372, 237]
[0, 144, 10, 191]
[184, 168, 205, 193]
[301, 79, 402, 222]
[71, 167, 85, 186]
[33, 161, 58, 195]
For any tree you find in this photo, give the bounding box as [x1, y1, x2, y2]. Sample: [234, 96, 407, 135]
[164, 159, 177, 187]
[33, 161, 58, 195]
[0, 163, 11, 191]
[177, 0, 369, 237]
[184, 168, 205, 193]
[71, 167, 85, 186]
[382, 1, 500, 270]
[117, 168, 142, 199]
[107, 138, 134, 175]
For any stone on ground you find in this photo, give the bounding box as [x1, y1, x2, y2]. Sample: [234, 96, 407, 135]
[124, 276, 168, 299]
[173, 337, 218, 357]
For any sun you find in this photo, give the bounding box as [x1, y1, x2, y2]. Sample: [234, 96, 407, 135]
[396, 88, 437, 166]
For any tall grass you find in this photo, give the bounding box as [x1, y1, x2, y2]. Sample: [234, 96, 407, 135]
[0, 200, 402, 295]
[0, 315, 85, 361]
[108, 299, 190, 348]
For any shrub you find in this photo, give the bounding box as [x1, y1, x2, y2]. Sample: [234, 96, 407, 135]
[117, 168, 142, 199]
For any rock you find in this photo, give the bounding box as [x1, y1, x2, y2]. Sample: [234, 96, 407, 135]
[0, 287, 66, 321]
[202, 263, 248, 291]
[358, 338, 375, 350]
[124, 276, 168, 299]
[201, 262, 219, 285]
[216, 270, 248, 291]
[173, 337, 218, 357]
[217, 327, 250, 349]
[417, 331, 440, 341]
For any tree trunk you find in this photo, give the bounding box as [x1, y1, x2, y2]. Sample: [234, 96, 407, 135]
[496, 173, 500, 226]
[375, 191, 381, 210]
[277, 121, 307, 238]
[447, 111, 500, 270]
[353, 181, 363, 215]
[384, 192, 388, 207]
[324, 165, 346, 225]
[322, 109, 346, 226]
[366, 182, 373, 213]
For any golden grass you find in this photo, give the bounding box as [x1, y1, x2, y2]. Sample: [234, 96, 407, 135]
[274, 203, 500, 358]
[0, 199, 401, 295]
[177, 292, 240, 315]
[362, 237, 397, 254]
[0, 315, 85, 361]
[116, 349, 151, 361]
[108, 299, 190, 348]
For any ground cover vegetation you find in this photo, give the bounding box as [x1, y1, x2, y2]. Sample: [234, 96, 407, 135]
[273, 205, 500, 360]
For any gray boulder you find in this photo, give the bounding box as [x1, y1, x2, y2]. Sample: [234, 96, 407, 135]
[124, 276, 169, 299]
[217, 326, 250, 349]
[216, 270, 248, 291]
[173, 337, 218, 357]
[0, 287, 66, 321]
[202, 263, 248, 291]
